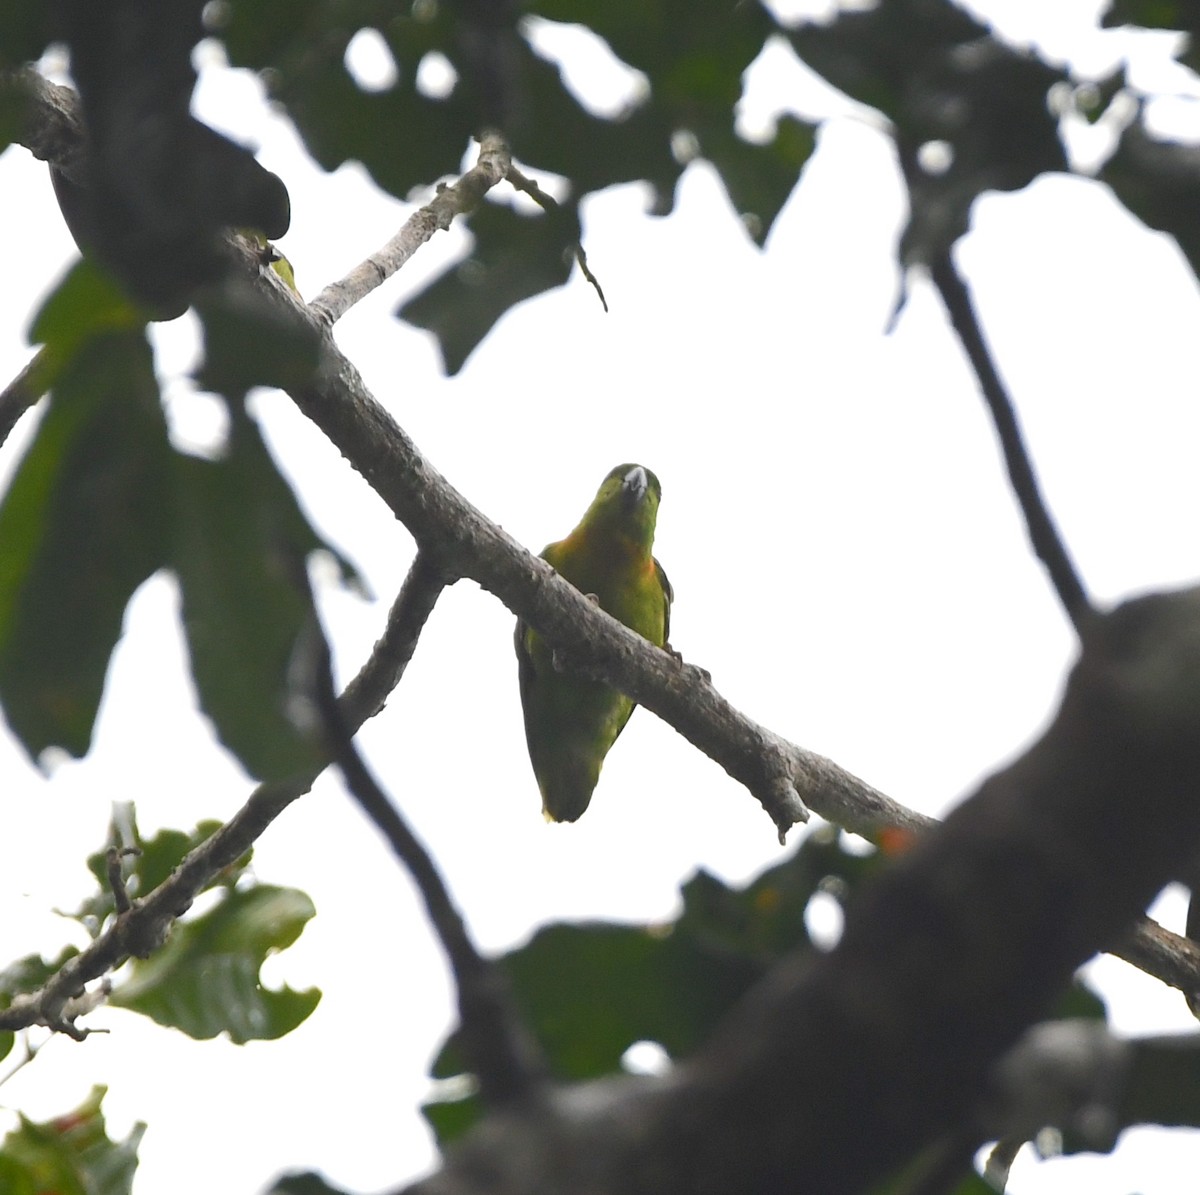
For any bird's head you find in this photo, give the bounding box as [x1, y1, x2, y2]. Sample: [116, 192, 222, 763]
[583, 463, 662, 546]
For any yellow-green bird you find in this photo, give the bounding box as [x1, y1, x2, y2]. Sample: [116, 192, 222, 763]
[516, 463, 672, 822]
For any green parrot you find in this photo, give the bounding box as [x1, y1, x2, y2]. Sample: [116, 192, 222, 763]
[516, 463, 672, 822]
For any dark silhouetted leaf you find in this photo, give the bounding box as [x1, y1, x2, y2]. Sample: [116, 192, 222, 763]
[1051, 977, 1107, 1024]
[1119, 1035, 1200, 1135]
[220, 0, 477, 198]
[529, 0, 807, 232]
[267, 1171, 359, 1195]
[790, 1, 1067, 265]
[172, 411, 345, 782]
[870, 1153, 999, 1195]
[1101, 0, 1200, 31]
[197, 285, 322, 398]
[0, 313, 170, 762]
[111, 883, 319, 1042]
[1101, 117, 1200, 284]
[220, 0, 805, 369]
[700, 115, 816, 246]
[425, 827, 884, 1143]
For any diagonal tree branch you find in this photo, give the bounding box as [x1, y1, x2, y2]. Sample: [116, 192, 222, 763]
[929, 250, 1096, 636]
[309, 132, 512, 326]
[0, 552, 448, 1036]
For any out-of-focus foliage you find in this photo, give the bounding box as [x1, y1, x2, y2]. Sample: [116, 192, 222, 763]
[0, 1086, 143, 1195]
[788, 1, 1067, 265]
[215, 0, 818, 369]
[0, 260, 350, 784]
[423, 828, 890, 1143]
[110, 882, 320, 1042]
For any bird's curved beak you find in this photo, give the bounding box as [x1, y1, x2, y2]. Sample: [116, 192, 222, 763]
[622, 465, 648, 504]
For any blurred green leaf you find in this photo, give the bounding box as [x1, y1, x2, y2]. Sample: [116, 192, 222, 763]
[0, 320, 171, 762]
[420, 1085, 482, 1147]
[1051, 977, 1107, 1023]
[426, 828, 885, 1143]
[172, 411, 343, 782]
[29, 260, 145, 357]
[111, 883, 319, 1042]
[700, 114, 816, 246]
[0, 1086, 144, 1195]
[197, 285, 322, 398]
[400, 199, 580, 373]
[1109, 1, 1200, 69]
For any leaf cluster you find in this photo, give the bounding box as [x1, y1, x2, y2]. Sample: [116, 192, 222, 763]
[0, 805, 317, 1059]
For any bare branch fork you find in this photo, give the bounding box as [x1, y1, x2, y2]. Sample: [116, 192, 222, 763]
[309, 131, 513, 325]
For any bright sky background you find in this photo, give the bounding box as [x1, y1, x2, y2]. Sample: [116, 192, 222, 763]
[3, 2, 1200, 1192]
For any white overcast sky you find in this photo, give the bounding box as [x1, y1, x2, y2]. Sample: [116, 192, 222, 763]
[3, 1, 1200, 1192]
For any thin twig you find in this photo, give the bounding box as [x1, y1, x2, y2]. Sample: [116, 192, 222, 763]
[311, 610, 547, 1106]
[507, 162, 608, 311]
[0, 346, 50, 450]
[309, 132, 513, 325]
[0, 553, 448, 1036]
[930, 251, 1094, 635]
[105, 846, 140, 914]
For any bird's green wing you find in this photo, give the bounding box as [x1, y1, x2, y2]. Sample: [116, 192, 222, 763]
[655, 557, 673, 646]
